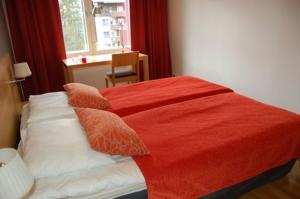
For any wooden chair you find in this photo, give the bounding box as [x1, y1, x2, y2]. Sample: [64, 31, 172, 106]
[105, 51, 140, 88]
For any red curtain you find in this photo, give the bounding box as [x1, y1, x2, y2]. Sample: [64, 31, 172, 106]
[6, 0, 66, 98]
[130, 0, 172, 80]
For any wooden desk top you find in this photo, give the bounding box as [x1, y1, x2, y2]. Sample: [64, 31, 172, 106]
[63, 53, 148, 68]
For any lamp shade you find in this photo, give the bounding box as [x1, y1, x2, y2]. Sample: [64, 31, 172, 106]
[14, 62, 32, 79]
[0, 148, 34, 199]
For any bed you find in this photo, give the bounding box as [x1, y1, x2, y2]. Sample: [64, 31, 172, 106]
[18, 76, 300, 199]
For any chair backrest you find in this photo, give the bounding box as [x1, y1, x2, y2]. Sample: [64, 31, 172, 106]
[111, 51, 139, 79]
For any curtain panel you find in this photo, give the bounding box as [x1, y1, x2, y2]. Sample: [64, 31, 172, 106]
[130, 0, 172, 80]
[6, 0, 66, 98]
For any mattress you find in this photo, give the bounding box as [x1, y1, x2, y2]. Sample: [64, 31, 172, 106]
[19, 93, 147, 199]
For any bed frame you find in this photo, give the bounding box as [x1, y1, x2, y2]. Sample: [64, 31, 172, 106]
[0, 52, 21, 148]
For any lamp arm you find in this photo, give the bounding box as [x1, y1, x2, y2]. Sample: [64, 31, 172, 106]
[7, 78, 25, 84]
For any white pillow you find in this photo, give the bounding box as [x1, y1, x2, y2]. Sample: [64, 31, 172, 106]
[27, 106, 76, 124]
[27, 92, 76, 124]
[22, 119, 115, 179]
[29, 91, 67, 101]
[20, 103, 30, 141]
[29, 92, 68, 107]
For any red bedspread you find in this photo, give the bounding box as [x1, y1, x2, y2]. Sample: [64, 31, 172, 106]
[100, 76, 232, 116]
[124, 93, 300, 199]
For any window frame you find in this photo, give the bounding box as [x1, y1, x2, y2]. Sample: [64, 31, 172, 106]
[66, 0, 131, 58]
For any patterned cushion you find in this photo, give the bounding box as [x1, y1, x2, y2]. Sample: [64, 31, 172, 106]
[75, 108, 150, 156]
[63, 83, 111, 110]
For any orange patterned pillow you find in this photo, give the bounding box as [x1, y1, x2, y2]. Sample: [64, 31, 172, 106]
[75, 108, 150, 156]
[63, 83, 111, 110]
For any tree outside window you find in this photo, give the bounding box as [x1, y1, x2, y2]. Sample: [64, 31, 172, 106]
[59, 0, 88, 53]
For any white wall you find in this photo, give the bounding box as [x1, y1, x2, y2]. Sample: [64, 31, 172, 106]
[168, 0, 300, 114]
[73, 65, 111, 88]
[73, 65, 129, 88]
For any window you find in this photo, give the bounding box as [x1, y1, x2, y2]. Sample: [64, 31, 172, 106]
[102, 19, 109, 26]
[59, 0, 131, 56]
[103, 31, 110, 38]
[117, 6, 124, 12]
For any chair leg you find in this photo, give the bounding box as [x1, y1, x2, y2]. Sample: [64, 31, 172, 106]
[105, 78, 109, 88]
[112, 81, 116, 87]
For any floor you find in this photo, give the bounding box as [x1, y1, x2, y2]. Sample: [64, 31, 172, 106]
[239, 161, 300, 199]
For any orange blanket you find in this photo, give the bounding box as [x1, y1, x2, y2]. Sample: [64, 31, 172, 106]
[124, 93, 300, 199]
[100, 76, 232, 116]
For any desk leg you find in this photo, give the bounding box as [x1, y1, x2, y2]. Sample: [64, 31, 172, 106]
[143, 56, 149, 81]
[136, 61, 140, 82]
[63, 66, 70, 83]
[68, 68, 74, 83]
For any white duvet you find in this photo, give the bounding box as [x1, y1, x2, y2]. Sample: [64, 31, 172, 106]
[30, 157, 145, 199]
[20, 92, 146, 199]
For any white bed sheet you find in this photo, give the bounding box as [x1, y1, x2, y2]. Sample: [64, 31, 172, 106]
[19, 92, 146, 199]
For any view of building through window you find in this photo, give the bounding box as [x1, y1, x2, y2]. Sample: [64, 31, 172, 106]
[93, 0, 131, 50]
[59, 0, 131, 55]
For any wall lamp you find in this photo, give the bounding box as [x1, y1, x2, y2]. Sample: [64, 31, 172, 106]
[8, 62, 32, 101]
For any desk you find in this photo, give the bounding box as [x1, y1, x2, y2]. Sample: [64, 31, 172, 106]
[62, 53, 149, 83]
